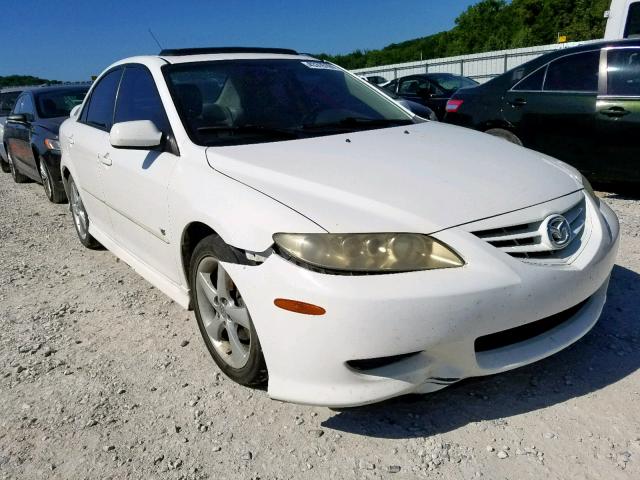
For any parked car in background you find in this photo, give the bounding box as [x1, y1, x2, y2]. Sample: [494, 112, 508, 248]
[59, 47, 618, 407]
[0, 87, 32, 172]
[383, 73, 478, 119]
[372, 83, 437, 120]
[444, 39, 640, 187]
[3, 85, 89, 202]
[364, 75, 387, 85]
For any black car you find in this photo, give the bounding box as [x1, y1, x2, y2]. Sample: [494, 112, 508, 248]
[444, 39, 640, 186]
[0, 87, 31, 172]
[383, 73, 478, 119]
[364, 75, 387, 85]
[371, 83, 437, 120]
[3, 85, 89, 202]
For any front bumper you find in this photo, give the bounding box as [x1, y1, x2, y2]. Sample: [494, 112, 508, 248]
[223, 194, 619, 407]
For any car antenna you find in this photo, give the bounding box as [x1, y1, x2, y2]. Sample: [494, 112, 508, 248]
[148, 28, 163, 51]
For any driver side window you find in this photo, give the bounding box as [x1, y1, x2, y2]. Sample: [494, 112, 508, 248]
[114, 65, 170, 133]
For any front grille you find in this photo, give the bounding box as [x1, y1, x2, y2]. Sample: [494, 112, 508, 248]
[474, 298, 589, 353]
[472, 197, 588, 265]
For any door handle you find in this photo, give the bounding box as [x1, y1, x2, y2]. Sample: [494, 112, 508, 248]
[509, 98, 527, 107]
[599, 106, 630, 118]
[98, 152, 112, 166]
[66, 134, 74, 145]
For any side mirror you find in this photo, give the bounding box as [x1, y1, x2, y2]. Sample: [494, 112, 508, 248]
[70, 105, 81, 119]
[7, 113, 28, 123]
[110, 120, 163, 149]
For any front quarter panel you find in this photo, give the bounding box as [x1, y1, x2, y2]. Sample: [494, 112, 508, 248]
[169, 145, 325, 285]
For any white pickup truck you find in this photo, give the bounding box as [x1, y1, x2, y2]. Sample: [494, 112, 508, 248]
[605, 0, 640, 39]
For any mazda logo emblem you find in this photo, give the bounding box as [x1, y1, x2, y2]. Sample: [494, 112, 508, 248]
[544, 214, 572, 249]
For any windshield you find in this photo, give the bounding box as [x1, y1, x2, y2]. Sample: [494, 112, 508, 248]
[163, 59, 413, 146]
[430, 74, 478, 92]
[35, 88, 88, 119]
[0, 91, 21, 116]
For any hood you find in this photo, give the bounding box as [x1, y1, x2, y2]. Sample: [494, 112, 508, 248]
[205, 122, 582, 234]
[37, 117, 66, 135]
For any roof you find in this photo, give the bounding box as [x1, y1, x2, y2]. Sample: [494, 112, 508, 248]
[27, 84, 91, 96]
[553, 37, 640, 53]
[0, 85, 39, 93]
[1, 83, 91, 95]
[159, 47, 299, 56]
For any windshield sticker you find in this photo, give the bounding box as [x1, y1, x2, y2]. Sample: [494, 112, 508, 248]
[301, 61, 341, 71]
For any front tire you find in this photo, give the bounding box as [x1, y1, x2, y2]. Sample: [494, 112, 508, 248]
[67, 176, 101, 249]
[39, 159, 67, 204]
[7, 151, 28, 183]
[190, 234, 267, 387]
[485, 128, 523, 146]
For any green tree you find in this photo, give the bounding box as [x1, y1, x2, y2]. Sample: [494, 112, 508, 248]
[0, 75, 60, 88]
[320, 0, 611, 70]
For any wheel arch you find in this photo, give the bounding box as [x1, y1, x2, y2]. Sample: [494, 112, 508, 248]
[480, 119, 517, 133]
[179, 221, 269, 296]
[180, 221, 218, 289]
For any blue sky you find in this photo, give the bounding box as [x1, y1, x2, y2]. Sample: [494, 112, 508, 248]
[0, 0, 478, 81]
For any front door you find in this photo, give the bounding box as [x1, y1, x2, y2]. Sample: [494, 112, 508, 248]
[101, 64, 180, 283]
[595, 46, 640, 184]
[6, 93, 38, 178]
[71, 68, 124, 236]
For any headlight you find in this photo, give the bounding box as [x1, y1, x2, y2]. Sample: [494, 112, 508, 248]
[581, 175, 600, 206]
[44, 138, 61, 151]
[273, 233, 464, 273]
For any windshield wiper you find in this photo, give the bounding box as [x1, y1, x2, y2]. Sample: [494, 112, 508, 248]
[302, 117, 414, 130]
[197, 124, 301, 139]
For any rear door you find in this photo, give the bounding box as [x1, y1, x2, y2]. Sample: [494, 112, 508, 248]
[101, 64, 180, 283]
[503, 49, 601, 173]
[71, 68, 123, 236]
[595, 46, 640, 183]
[6, 93, 38, 177]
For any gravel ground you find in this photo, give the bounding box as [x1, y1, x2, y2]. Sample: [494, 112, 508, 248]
[1, 172, 639, 480]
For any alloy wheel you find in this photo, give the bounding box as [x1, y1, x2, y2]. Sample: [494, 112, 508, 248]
[195, 257, 252, 369]
[69, 180, 89, 239]
[39, 161, 52, 200]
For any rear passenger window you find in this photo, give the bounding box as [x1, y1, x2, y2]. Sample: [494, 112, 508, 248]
[83, 69, 122, 130]
[114, 66, 170, 133]
[513, 66, 547, 91]
[607, 49, 640, 96]
[544, 51, 600, 92]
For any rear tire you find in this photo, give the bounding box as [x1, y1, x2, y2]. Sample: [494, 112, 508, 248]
[485, 128, 523, 147]
[190, 234, 268, 387]
[0, 155, 10, 173]
[68, 176, 101, 249]
[39, 159, 67, 204]
[7, 151, 29, 183]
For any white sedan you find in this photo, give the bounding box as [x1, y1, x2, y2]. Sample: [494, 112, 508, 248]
[59, 47, 619, 407]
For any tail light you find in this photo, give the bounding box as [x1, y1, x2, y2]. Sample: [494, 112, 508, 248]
[446, 99, 464, 113]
